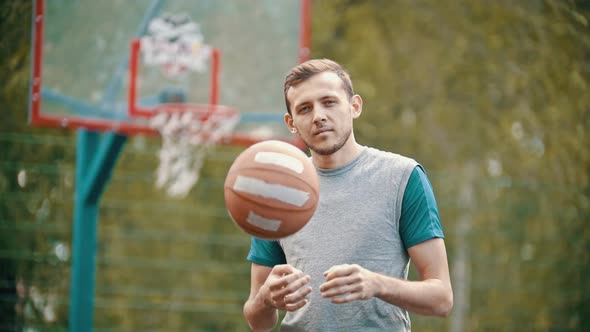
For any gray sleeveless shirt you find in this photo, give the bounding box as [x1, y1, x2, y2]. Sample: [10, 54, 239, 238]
[279, 146, 418, 331]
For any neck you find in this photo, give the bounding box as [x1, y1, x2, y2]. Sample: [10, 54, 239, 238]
[311, 137, 363, 170]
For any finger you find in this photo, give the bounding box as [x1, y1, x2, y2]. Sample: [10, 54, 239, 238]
[284, 284, 312, 304]
[269, 270, 306, 291]
[275, 283, 312, 312]
[320, 282, 359, 298]
[319, 275, 357, 293]
[284, 298, 309, 312]
[323, 264, 354, 280]
[272, 264, 299, 277]
[274, 274, 311, 299]
[330, 292, 361, 304]
[322, 265, 340, 277]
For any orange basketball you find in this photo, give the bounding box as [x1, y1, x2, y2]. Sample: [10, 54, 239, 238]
[224, 140, 319, 239]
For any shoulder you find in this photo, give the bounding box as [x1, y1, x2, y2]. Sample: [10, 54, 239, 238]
[363, 146, 418, 177]
[365, 146, 417, 167]
[404, 166, 433, 201]
[400, 165, 444, 249]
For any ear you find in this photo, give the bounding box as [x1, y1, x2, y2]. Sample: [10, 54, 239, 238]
[350, 94, 363, 119]
[285, 113, 297, 134]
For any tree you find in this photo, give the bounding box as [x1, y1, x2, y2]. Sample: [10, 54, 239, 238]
[312, 0, 589, 330]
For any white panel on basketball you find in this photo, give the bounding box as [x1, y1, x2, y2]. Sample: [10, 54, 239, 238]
[224, 140, 319, 239]
[246, 211, 282, 231]
[254, 151, 304, 174]
[232, 175, 310, 207]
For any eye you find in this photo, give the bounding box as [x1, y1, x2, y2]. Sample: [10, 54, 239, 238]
[297, 105, 311, 114]
[323, 99, 336, 106]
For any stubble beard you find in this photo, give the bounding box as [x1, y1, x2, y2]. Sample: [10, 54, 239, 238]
[302, 128, 352, 156]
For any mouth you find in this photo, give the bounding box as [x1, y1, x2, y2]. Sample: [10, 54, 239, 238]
[313, 128, 332, 136]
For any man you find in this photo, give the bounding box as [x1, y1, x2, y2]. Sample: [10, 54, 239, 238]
[243, 59, 453, 331]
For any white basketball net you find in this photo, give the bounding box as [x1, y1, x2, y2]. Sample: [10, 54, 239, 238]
[140, 14, 239, 198]
[140, 13, 211, 77]
[149, 107, 239, 198]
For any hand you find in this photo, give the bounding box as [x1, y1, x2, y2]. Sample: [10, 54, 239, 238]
[260, 264, 312, 312]
[320, 264, 380, 304]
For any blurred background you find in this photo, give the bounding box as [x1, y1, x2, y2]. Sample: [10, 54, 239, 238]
[1, 0, 589, 331]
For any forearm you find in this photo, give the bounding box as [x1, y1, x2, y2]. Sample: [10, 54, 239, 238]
[243, 294, 279, 332]
[373, 273, 453, 317]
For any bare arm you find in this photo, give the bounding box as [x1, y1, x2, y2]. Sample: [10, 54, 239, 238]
[320, 238, 453, 317]
[243, 264, 278, 332]
[243, 263, 312, 332]
[377, 238, 453, 316]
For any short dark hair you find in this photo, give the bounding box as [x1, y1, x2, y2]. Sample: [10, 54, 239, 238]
[284, 59, 354, 114]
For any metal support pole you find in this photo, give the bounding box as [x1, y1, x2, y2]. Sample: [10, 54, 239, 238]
[69, 130, 127, 332]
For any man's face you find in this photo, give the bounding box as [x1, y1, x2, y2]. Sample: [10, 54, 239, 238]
[285, 72, 360, 156]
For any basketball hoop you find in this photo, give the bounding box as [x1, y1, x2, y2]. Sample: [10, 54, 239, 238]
[131, 13, 240, 198]
[149, 103, 239, 198]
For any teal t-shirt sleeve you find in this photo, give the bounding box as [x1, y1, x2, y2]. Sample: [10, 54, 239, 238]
[399, 165, 445, 249]
[246, 237, 287, 267]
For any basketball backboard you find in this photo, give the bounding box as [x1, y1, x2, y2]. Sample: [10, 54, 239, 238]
[29, 0, 311, 146]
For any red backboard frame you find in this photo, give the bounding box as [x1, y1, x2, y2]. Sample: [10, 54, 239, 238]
[29, 0, 311, 148]
[127, 38, 221, 118]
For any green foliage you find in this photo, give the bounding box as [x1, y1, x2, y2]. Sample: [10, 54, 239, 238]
[1, 1, 73, 330]
[313, 0, 589, 331]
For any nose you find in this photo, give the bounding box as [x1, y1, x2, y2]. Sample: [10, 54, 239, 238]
[312, 104, 327, 124]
